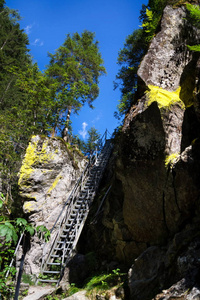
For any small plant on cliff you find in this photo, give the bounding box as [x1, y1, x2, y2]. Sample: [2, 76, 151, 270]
[186, 3, 200, 52]
[84, 269, 126, 294]
[36, 225, 51, 242]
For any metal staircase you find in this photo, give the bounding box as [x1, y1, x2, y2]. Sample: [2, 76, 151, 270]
[37, 137, 113, 285]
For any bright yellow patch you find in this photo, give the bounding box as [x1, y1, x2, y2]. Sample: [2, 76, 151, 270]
[18, 136, 55, 186]
[23, 201, 36, 213]
[47, 174, 63, 194]
[165, 153, 180, 168]
[146, 85, 185, 109]
[18, 136, 38, 185]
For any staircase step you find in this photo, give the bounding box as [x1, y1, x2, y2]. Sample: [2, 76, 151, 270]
[51, 254, 60, 258]
[76, 201, 82, 205]
[70, 213, 77, 216]
[59, 238, 73, 241]
[54, 247, 62, 251]
[38, 279, 58, 283]
[47, 262, 61, 266]
[43, 270, 60, 274]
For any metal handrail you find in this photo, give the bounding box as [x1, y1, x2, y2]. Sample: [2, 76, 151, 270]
[57, 140, 113, 284]
[39, 130, 110, 275]
[5, 233, 24, 279]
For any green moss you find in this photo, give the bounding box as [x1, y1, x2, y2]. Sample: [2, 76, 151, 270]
[146, 85, 185, 109]
[165, 152, 180, 168]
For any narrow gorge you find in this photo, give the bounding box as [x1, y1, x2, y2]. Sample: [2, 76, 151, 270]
[5, 2, 200, 300]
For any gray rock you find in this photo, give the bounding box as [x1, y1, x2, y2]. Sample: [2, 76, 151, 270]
[138, 5, 199, 91]
[128, 246, 166, 300]
[63, 290, 89, 300]
[22, 286, 55, 300]
[90, 3, 200, 266]
[18, 135, 87, 276]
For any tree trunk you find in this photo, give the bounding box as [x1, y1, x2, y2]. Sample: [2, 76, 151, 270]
[63, 106, 72, 142]
[0, 78, 13, 104]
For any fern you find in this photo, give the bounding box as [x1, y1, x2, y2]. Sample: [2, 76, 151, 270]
[186, 3, 200, 25]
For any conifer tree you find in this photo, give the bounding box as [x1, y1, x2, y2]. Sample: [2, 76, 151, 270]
[84, 127, 100, 156]
[46, 31, 106, 140]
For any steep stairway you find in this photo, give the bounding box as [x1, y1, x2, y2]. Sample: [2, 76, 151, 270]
[37, 139, 113, 285]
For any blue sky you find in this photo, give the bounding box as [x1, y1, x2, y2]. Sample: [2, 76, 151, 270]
[6, 0, 148, 140]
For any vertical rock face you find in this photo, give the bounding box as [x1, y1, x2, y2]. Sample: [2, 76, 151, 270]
[89, 5, 200, 297]
[138, 6, 198, 91]
[18, 135, 87, 275]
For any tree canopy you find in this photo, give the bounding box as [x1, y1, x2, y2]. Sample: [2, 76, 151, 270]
[83, 126, 101, 156]
[45, 31, 106, 140]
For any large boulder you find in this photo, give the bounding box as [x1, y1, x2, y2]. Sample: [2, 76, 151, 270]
[18, 135, 87, 275]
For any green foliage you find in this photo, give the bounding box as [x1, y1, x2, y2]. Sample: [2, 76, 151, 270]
[0, 240, 16, 297]
[114, 28, 146, 119]
[22, 273, 34, 285]
[84, 269, 125, 292]
[186, 3, 200, 23]
[186, 3, 200, 52]
[0, 2, 52, 210]
[141, 0, 167, 42]
[0, 195, 35, 243]
[0, 221, 18, 243]
[46, 31, 106, 139]
[83, 126, 101, 156]
[36, 225, 51, 242]
[0, 194, 50, 297]
[0, 218, 35, 244]
[187, 44, 200, 52]
[115, 0, 169, 119]
[0, 3, 106, 213]
[67, 283, 80, 296]
[0, 193, 5, 209]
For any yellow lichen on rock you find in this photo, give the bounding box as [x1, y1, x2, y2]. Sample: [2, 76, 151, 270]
[146, 85, 185, 109]
[165, 152, 180, 168]
[18, 136, 56, 186]
[37, 140, 55, 164]
[47, 174, 63, 194]
[23, 201, 37, 213]
[18, 136, 38, 185]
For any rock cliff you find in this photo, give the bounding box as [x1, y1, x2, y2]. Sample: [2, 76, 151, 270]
[18, 135, 87, 275]
[82, 4, 200, 299]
